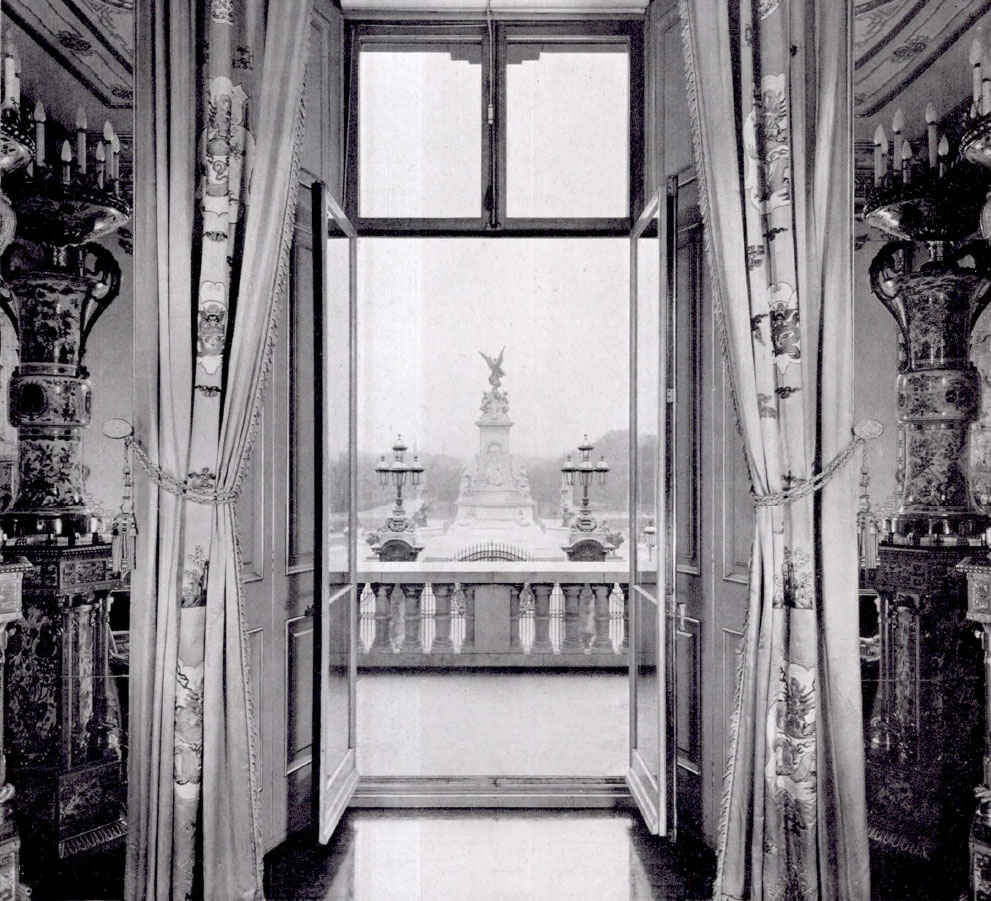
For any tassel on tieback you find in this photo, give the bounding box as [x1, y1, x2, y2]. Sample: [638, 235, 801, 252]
[105, 419, 136, 581]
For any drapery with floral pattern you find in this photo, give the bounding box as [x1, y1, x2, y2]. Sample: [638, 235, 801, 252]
[679, 1, 870, 898]
[129, 2, 312, 899]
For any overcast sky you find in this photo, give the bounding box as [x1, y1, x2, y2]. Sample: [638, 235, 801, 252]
[357, 237, 642, 460]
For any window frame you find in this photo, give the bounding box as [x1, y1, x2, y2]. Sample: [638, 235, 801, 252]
[344, 18, 644, 236]
[345, 22, 493, 231]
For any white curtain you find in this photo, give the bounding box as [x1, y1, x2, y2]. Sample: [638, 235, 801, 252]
[679, 1, 870, 897]
[129, 2, 312, 898]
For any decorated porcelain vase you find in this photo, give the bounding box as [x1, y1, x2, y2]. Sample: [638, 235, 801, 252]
[870, 243, 991, 537]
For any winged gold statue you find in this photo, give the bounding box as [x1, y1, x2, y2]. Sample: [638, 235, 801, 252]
[479, 348, 506, 389]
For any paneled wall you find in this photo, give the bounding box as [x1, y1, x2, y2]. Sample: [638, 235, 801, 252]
[646, 0, 753, 845]
[238, 0, 346, 850]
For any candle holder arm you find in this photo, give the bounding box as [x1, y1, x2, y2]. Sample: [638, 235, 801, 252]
[0, 280, 16, 339]
[869, 240, 913, 344]
[947, 239, 991, 328]
[78, 243, 121, 363]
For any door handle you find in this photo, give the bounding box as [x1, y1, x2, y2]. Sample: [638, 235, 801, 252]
[676, 602, 687, 633]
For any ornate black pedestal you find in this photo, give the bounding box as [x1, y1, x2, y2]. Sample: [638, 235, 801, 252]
[867, 543, 984, 879]
[3, 541, 124, 882]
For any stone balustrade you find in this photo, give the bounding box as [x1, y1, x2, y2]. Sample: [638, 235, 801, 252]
[345, 565, 633, 668]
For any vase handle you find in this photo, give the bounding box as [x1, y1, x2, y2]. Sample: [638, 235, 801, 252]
[79, 243, 122, 362]
[869, 240, 912, 342]
[945, 239, 991, 329]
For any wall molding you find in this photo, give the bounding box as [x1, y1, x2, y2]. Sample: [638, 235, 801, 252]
[352, 775, 632, 808]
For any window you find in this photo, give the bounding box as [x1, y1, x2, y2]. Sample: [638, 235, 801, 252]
[504, 39, 630, 219]
[346, 20, 643, 233]
[357, 36, 487, 221]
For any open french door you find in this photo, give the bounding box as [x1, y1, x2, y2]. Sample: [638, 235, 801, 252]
[627, 191, 678, 837]
[312, 181, 360, 842]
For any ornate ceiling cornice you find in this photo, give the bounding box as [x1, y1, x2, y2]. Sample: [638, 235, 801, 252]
[855, 0, 991, 117]
[5, 0, 133, 109]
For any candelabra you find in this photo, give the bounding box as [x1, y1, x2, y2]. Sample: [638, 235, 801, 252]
[368, 435, 424, 562]
[0, 78, 130, 885]
[560, 435, 612, 562]
[862, 82, 991, 889]
[946, 41, 991, 898]
[0, 41, 36, 900]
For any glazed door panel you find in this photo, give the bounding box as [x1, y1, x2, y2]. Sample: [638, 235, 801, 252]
[627, 192, 676, 837]
[669, 172, 704, 835]
[313, 183, 359, 844]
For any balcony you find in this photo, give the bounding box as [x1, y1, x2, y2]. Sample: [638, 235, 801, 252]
[351, 564, 634, 668]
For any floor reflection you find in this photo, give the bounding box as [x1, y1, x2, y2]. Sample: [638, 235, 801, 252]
[265, 808, 714, 900]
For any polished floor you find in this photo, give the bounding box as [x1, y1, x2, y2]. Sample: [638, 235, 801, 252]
[358, 672, 628, 777]
[264, 809, 714, 901]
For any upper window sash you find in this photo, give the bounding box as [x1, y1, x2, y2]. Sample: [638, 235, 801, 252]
[344, 19, 644, 235]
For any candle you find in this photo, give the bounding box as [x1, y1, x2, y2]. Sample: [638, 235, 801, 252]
[892, 108, 905, 172]
[926, 102, 938, 169]
[902, 140, 913, 184]
[878, 126, 889, 185]
[111, 130, 120, 186]
[873, 124, 885, 185]
[76, 107, 87, 174]
[60, 140, 72, 185]
[973, 38, 984, 114]
[33, 101, 45, 167]
[103, 121, 114, 182]
[89, 517, 97, 534]
[10, 42, 20, 110]
[2, 40, 15, 110]
[983, 48, 991, 115]
[938, 135, 950, 177]
[95, 141, 105, 188]
[53, 518, 62, 536]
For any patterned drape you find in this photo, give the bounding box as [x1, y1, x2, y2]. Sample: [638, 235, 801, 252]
[130, 2, 312, 899]
[679, 1, 870, 898]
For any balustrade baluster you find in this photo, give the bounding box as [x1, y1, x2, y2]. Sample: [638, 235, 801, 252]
[432, 583, 455, 652]
[462, 584, 477, 651]
[619, 584, 630, 652]
[590, 584, 614, 653]
[561, 583, 585, 652]
[509, 583, 524, 650]
[370, 582, 392, 651]
[400, 583, 424, 653]
[531, 582, 554, 653]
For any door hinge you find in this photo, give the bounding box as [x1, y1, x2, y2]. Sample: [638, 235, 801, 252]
[666, 388, 674, 404]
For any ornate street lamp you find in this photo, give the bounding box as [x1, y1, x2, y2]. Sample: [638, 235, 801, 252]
[561, 435, 612, 562]
[375, 434, 423, 519]
[561, 434, 609, 520]
[370, 435, 424, 562]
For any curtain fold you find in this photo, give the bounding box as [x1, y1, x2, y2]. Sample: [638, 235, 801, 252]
[678, 1, 870, 898]
[129, 3, 312, 899]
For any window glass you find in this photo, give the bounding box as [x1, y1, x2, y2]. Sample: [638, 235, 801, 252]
[356, 237, 629, 559]
[506, 42, 629, 219]
[325, 233, 351, 574]
[635, 217, 659, 583]
[359, 43, 483, 219]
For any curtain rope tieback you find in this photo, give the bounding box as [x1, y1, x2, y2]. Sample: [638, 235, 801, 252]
[751, 419, 884, 508]
[126, 438, 242, 506]
[101, 420, 240, 506]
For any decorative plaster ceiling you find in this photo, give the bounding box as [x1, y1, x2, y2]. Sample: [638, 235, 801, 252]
[855, 0, 991, 117]
[4, 0, 133, 109]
